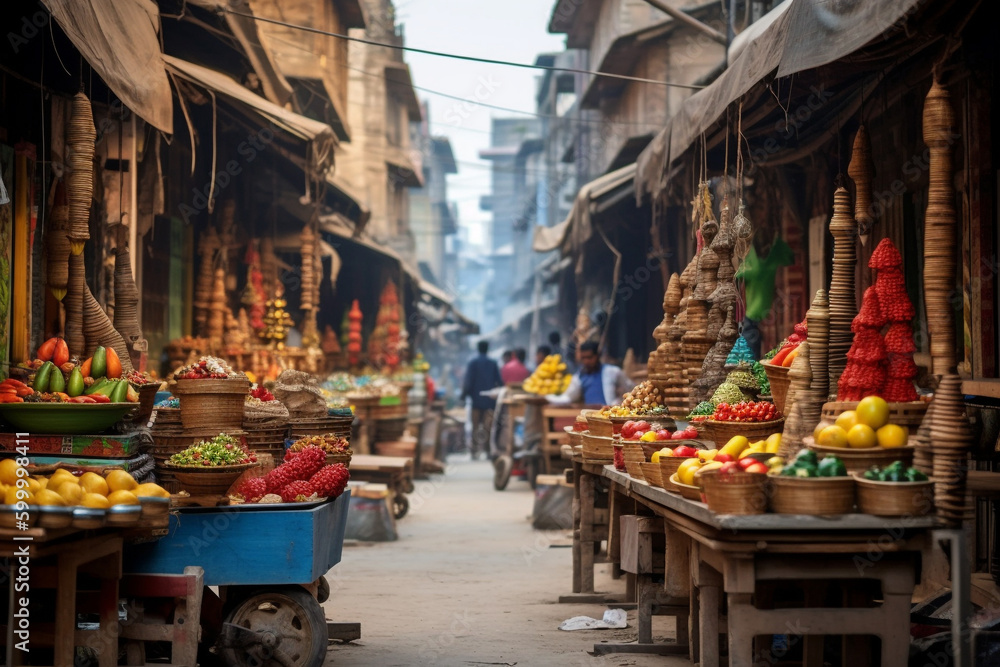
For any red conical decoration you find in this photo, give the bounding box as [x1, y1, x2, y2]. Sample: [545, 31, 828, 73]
[869, 237, 903, 270]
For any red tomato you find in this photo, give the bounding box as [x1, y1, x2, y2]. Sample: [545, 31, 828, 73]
[744, 462, 769, 474]
[655, 429, 672, 441]
[737, 457, 758, 470]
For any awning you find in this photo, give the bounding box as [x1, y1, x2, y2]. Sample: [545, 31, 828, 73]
[163, 55, 337, 175]
[41, 0, 173, 133]
[635, 0, 925, 201]
[385, 62, 423, 121]
[534, 163, 636, 254]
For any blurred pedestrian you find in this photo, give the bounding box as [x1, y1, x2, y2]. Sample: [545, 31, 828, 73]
[534, 345, 552, 368]
[461, 340, 502, 458]
[501, 348, 530, 384]
[548, 341, 631, 407]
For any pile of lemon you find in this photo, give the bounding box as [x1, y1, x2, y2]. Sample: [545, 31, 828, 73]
[814, 396, 909, 449]
[523, 355, 571, 395]
[0, 458, 169, 509]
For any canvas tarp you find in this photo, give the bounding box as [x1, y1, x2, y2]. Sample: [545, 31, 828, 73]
[635, 0, 925, 201]
[163, 55, 337, 175]
[42, 0, 173, 133]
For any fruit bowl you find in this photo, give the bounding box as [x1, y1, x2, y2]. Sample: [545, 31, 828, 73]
[667, 473, 704, 501]
[0, 402, 135, 434]
[162, 462, 260, 496]
[804, 436, 915, 473]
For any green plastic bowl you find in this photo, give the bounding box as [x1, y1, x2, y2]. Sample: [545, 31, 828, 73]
[0, 402, 135, 434]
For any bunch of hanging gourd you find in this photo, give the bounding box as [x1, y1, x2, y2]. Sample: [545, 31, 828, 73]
[60, 92, 133, 373]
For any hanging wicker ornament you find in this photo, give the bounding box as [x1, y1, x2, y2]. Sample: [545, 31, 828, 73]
[194, 227, 221, 335]
[67, 92, 96, 254]
[848, 124, 875, 245]
[65, 252, 86, 358]
[207, 268, 227, 348]
[82, 285, 134, 373]
[299, 226, 316, 312]
[922, 79, 958, 375]
[112, 224, 142, 344]
[46, 180, 71, 300]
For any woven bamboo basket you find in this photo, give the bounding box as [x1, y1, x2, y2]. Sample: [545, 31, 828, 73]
[164, 462, 260, 496]
[763, 364, 791, 414]
[581, 432, 614, 461]
[622, 442, 645, 463]
[656, 455, 693, 481]
[564, 427, 583, 448]
[374, 417, 408, 442]
[173, 377, 250, 432]
[700, 470, 769, 515]
[768, 476, 855, 515]
[853, 474, 934, 517]
[152, 407, 183, 432]
[804, 436, 915, 472]
[125, 384, 160, 426]
[820, 401, 928, 435]
[586, 414, 613, 437]
[639, 462, 664, 488]
[625, 461, 645, 481]
[668, 473, 704, 501]
[325, 451, 352, 468]
[288, 416, 353, 439]
[243, 423, 290, 461]
[702, 418, 785, 445]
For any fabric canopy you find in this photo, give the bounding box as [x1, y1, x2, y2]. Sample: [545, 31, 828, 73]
[42, 0, 173, 132]
[534, 163, 636, 254]
[163, 55, 337, 175]
[635, 0, 924, 201]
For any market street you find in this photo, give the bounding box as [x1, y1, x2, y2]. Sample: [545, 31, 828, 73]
[324, 457, 688, 666]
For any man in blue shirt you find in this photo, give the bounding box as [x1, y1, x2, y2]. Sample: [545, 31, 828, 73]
[550, 341, 632, 408]
[461, 340, 503, 458]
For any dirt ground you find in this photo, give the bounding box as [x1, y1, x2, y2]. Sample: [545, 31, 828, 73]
[322, 456, 690, 666]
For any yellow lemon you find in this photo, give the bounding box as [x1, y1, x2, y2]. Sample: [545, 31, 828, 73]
[79, 472, 110, 496]
[765, 433, 782, 454]
[650, 451, 662, 463]
[134, 483, 170, 499]
[32, 475, 48, 489]
[847, 424, 877, 449]
[4, 485, 31, 505]
[0, 458, 24, 486]
[677, 458, 703, 486]
[106, 470, 138, 492]
[81, 492, 110, 509]
[106, 490, 139, 506]
[817, 425, 849, 448]
[48, 477, 80, 495]
[856, 396, 890, 430]
[25, 478, 41, 494]
[49, 468, 76, 483]
[57, 482, 84, 504]
[813, 421, 833, 442]
[34, 489, 66, 506]
[877, 424, 908, 448]
[835, 410, 859, 432]
[693, 461, 724, 484]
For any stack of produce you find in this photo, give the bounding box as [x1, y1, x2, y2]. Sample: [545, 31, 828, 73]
[523, 354, 570, 395]
[619, 380, 667, 414]
[922, 80, 958, 375]
[0, 460, 169, 510]
[777, 449, 846, 478]
[869, 239, 918, 402]
[169, 434, 257, 467]
[722, 362, 761, 401]
[14, 339, 137, 404]
[827, 187, 858, 392]
[813, 395, 909, 450]
[231, 445, 349, 504]
[346, 300, 363, 367]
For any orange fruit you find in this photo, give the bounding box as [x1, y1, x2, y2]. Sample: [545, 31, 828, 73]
[80, 472, 109, 496]
[106, 490, 139, 506]
[106, 470, 137, 492]
[877, 424, 908, 448]
[817, 425, 849, 448]
[847, 424, 877, 449]
[835, 410, 859, 432]
[81, 493, 110, 509]
[856, 396, 890, 430]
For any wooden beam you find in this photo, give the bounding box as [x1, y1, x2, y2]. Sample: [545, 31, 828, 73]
[640, 0, 727, 45]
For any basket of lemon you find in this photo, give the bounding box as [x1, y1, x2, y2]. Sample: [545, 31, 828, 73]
[807, 395, 915, 472]
[522, 355, 571, 396]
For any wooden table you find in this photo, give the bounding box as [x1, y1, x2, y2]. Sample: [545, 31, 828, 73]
[566, 451, 949, 665]
[349, 454, 414, 519]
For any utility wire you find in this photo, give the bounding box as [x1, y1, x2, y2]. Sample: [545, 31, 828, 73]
[221, 8, 705, 91]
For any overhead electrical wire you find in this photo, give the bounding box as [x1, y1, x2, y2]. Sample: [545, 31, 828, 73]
[220, 7, 705, 91]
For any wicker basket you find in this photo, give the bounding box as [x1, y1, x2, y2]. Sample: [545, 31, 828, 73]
[581, 432, 614, 461]
[769, 476, 855, 515]
[127, 383, 160, 425]
[625, 461, 645, 481]
[152, 407, 183, 433]
[244, 423, 289, 463]
[820, 400, 928, 435]
[639, 462, 664, 488]
[564, 427, 583, 448]
[702, 418, 785, 445]
[853, 474, 934, 517]
[805, 437, 915, 472]
[700, 470, 769, 515]
[763, 363, 791, 414]
[668, 473, 704, 501]
[373, 417, 407, 442]
[586, 414, 613, 437]
[622, 442, 645, 463]
[288, 415, 353, 439]
[172, 377, 249, 433]
[325, 451, 352, 468]
[164, 461, 259, 496]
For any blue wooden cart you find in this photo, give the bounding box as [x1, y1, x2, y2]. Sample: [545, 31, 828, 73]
[123, 491, 353, 667]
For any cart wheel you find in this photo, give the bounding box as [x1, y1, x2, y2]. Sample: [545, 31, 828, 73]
[493, 455, 513, 491]
[315, 576, 331, 603]
[393, 493, 409, 519]
[525, 457, 539, 490]
[402, 478, 415, 494]
[219, 587, 327, 667]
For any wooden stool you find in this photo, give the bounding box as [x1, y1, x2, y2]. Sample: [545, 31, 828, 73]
[120, 566, 205, 666]
[595, 516, 689, 656]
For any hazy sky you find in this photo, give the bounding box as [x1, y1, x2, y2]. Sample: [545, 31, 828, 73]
[395, 1, 565, 247]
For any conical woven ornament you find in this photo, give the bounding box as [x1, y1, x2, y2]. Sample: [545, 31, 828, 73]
[65, 252, 86, 358]
[82, 285, 134, 373]
[827, 186, 857, 393]
[67, 92, 96, 253]
[848, 124, 875, 245]
[112, 225, 142, 344]
[922, 79, 958, 375]
[46, 181, 71, 301]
